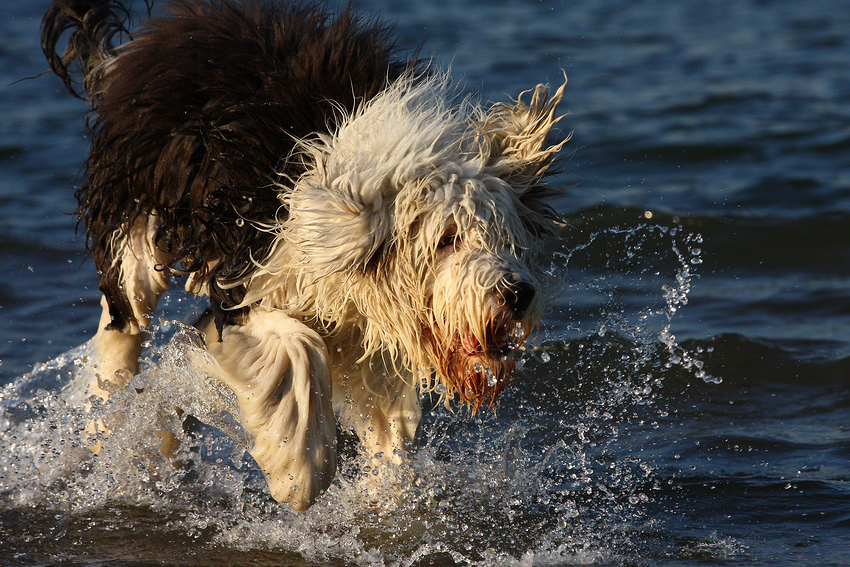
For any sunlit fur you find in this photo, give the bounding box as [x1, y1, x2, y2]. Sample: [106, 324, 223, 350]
[238, 73, 567, 408]
[41, 0, 567, 511]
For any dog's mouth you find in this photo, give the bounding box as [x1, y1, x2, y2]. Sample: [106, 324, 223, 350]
[459, 322, 522, 358]
[426, 318, 532, 412]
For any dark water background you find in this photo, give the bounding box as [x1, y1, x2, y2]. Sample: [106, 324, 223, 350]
[1, 0, 849, 565]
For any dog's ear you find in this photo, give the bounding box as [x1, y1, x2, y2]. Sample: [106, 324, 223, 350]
[285, 175, 392, 275]
[479, 74, 569, 190]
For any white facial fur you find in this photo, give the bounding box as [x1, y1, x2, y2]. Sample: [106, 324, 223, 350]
[235, 71, 567, 407]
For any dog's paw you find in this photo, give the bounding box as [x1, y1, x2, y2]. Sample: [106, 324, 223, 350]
[208, 307, 337, 510]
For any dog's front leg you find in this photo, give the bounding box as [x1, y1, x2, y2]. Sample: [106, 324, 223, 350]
[334, 365, 422, 471]
[207, 307, 337, 511]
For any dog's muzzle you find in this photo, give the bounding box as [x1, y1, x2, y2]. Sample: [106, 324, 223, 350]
[428, 266, 540, 411]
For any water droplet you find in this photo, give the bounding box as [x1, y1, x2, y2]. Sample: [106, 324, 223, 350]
[540, 351, 551, 363]
[235, 218, 245, 227]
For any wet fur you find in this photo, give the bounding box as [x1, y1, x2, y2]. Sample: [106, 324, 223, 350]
[42, 0, 567, 510]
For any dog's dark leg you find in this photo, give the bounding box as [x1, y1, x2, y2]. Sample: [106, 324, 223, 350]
[206, 306, 337, 510]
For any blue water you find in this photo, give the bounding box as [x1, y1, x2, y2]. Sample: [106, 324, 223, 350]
[1, 0, 849, 565]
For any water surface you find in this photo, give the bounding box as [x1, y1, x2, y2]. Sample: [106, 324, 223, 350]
[1, 0, 849, 565]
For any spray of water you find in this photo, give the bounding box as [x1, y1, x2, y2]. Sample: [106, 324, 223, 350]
[0, 216, 711, 565]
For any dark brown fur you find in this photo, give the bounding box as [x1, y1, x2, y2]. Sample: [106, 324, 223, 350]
[42, 0, 418, 333]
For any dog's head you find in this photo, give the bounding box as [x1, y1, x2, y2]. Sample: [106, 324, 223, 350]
[247, 72, 567, 410]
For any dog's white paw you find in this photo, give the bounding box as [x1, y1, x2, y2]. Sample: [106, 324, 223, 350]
[207, 307, 337, 510]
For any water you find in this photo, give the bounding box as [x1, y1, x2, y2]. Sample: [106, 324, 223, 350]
[1, 0, 849, 565]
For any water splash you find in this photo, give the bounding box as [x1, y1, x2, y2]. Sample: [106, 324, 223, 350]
[0, 216, 712, 565]
[541, 216, 715, 384]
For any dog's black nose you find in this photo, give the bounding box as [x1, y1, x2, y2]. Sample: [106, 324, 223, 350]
[500, 276, 536, 318]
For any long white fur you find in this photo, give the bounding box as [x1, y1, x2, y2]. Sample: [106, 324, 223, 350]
[236, 72, 565, 378]
[205, 307, 336, 511]
[87, 215, 171, 403]
[83, 69, 567, 510]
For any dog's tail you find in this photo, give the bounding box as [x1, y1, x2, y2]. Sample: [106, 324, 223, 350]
[41, 0, 140, 102]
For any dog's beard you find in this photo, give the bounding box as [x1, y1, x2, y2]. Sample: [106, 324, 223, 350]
[426, 314, 532, 412]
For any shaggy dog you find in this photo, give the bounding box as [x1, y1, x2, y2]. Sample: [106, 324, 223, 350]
[42, 0, 567, 510]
